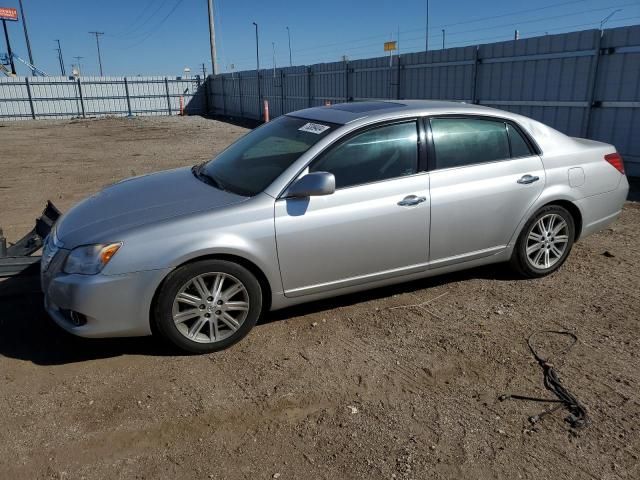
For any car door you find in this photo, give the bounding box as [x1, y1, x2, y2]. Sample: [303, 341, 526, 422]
[274, 120, 430, 297]
[427, 116, 545, 267]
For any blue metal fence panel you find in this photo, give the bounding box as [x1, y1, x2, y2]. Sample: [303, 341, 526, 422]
[401, 47, 476, 101]
[589, 25, 640, 173]
[0, 76, 207, 120]
[282, 65, 310, 113]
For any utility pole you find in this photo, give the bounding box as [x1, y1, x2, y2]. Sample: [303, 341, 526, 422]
[442, 29, 445, 49]
[18, 0, 35, 75]
[55, 39, 66, 76]
[201, 62, 207, 78]
[88, 31, 104, 76]
[286, 26, 292, 66]
[514, 30, 520, 41]
[272, 42, 276, 77]
[73, 56, 84, 76]
[2, 20, 16, 74]
[425, 0, 429, 52]
[207, 0, 218, 74]
[253, 22, 261, 113]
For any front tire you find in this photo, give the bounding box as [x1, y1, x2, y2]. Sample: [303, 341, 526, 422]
[154, 259, 262, 354]
[510, 205, 575, 278]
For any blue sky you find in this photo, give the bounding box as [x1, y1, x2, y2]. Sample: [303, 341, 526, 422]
[1, 0, 639, 76]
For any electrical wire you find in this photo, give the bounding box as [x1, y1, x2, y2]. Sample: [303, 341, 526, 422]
[309, 1, 638, 58]
[273, 0, 594, 57]
[111, 0, 171, 39]
[499, 331, 589, 430]
[111, 0, 159, 36]
[119, 0, 187, 49]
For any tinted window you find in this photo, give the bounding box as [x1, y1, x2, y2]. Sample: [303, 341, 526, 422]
[310, 122, 418, 188]
[431, 118, 510, 169]
[201, 116, 335, 196]
[507, 123, 534, 157]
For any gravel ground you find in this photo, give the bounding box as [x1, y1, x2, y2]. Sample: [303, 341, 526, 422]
[0, 117, 639, 480]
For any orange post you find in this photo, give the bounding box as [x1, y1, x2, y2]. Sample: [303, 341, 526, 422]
[179, 96, 184, 116]
[263, 99, 270, 122]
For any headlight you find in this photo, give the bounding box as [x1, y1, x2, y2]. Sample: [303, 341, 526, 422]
[63, 242, 122, 275]
[41, 229, 63, 272]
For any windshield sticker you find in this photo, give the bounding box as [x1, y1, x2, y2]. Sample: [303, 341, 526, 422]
[299, 122, 330, 134]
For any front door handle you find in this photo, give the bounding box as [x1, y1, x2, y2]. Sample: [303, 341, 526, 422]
[517, 174, 540, 185]
[398, 195, 427, 206]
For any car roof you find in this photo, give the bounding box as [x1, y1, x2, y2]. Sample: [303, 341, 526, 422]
[288, 100, 496, 125]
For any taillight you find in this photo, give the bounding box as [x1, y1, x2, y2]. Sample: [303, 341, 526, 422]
[604, 152, 625, 174]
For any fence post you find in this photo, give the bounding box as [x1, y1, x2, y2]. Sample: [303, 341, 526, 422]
[203, 76, 210, 115]
[471, 45, 480, 104]
[164, 77, 172, 115]
[396, 55, 401, 100]
[238, 75, 244, 118]
[222, 75, 227, 115]
[280, 69, 285, 116]
[24, 77, 36, 119]
[584, 31, 603, 138]
[307, 66, 312, 108]
[256, 72, 261, 121]
[123, 77, 133, 117]
[77, 77, 86, 118]
[345, 61, 349, 102]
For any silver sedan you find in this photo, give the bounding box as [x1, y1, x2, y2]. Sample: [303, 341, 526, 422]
[41, 101, 629, 353]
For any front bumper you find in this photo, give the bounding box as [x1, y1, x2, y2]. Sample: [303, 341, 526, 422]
[42, 259, 170, 338]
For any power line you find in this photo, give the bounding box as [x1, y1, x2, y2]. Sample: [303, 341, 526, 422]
[270, 1, 637, 66]
[112, 0, 158, 36]
[119, 0, 186, 49]
[266, 0, 594, 60]
[111, 0, 171, 39]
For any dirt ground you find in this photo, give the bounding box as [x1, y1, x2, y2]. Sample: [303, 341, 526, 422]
[0, 116, 639, 480]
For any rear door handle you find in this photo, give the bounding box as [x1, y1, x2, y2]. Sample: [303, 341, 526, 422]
[398, 195, 427, 206]
[517, 174, 540, 185]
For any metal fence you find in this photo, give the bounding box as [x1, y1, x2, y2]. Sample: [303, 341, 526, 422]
[208, 25, 640, 176]
[0, 75, 207, 120]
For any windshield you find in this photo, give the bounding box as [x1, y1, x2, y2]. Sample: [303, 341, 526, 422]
[199, 115, 337, 196]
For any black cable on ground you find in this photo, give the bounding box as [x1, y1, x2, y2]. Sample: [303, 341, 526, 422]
[499, 330, 590, 429]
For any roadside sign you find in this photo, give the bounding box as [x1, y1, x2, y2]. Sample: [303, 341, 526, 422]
[0, 7, 18, 21]
[384, 41, 397, 52]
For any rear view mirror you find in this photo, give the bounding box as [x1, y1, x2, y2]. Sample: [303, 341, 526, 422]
[286, 172, 335, 198]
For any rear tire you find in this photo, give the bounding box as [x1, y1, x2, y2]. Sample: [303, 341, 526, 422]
[510, 205, 575, 278]
[154, 259, 262, 354]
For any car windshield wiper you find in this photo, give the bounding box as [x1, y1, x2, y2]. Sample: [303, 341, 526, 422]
[192, 164, 227, 192]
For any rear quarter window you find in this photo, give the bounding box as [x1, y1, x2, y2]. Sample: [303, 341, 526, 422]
[507, 124, 534, 157]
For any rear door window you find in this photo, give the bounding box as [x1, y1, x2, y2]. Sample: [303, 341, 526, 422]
[430, 118, 510, 169]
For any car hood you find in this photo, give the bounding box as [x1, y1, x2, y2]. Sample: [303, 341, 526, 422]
[55, 166, 248, 248]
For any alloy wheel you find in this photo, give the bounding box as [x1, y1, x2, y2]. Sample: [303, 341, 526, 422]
[171, 272, 250, 344]
[525, 213, 570, 270]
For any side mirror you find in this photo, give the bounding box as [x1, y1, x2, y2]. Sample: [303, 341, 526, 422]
[286, 171, 335, 198]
